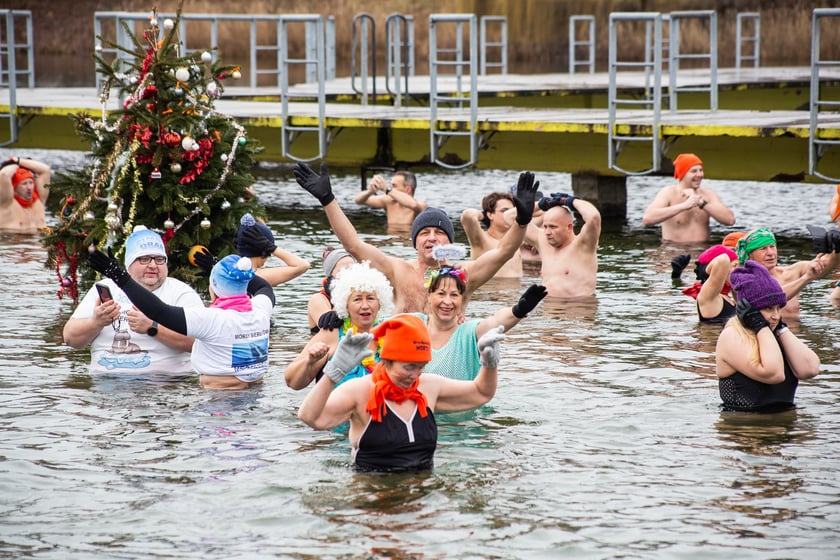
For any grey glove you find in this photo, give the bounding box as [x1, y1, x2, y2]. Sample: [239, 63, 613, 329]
[478, 326, 506, 369]
[323, 332, 373, 384]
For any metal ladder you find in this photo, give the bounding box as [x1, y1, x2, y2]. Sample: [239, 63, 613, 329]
[280, 14, 332, 163]
[480, 16, 507, 75]
[351, 13, 376, 105]
[568, 15, 595, 74]
[428, 14, 479, 170]
[735, 13, 760, 71]
[385, 13, 414, 108]
[0, 10, 32, 146]
[808, 8, 840, 182]
[607, 12, 663, 176]
[667, 10, 718, 112]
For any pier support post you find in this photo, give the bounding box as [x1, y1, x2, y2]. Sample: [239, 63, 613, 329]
[571, 172, 627, 221]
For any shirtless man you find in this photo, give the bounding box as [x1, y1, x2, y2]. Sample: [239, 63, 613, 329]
[354, 170, 426, 231]
[460, 191, 522, 278]
[294, 163, 539, 314]
[0, 156, 52, 233]
[642, 153, 735, 243]
[523, 192, 601, 299]
[736, 227, 839, 320]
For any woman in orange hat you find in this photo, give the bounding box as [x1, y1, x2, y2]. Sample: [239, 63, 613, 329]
[297, 314, 505, 472]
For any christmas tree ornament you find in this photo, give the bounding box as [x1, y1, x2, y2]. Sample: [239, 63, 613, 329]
[163, 18, 174, 30]
[232, 70, 241, 80]
[238, 136, 247, 146]
[221, 200, 231, 210]
[175, 67, 189, 82]
[150, 18, 158, 27]
[170, 162, 182, 173]
[84, 211, 95, 221]
[181, 136, 194, 151]
[173, 86, 183, 96]
[206, 82, 218, 98]
[107, 201, 118, 211]
[201, 51, 212, 63]
[220, 154, 228, 162]
[164, 218, 175, 229]
[150, 167, 162, 180]
[200, 218, 211, 230]
[188, 244, 207, 266]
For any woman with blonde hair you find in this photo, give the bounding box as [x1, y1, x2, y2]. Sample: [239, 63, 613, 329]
[716, 261, 820, 412]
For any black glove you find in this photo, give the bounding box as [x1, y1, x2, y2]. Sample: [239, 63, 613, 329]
[512, 284, 548, 318]
[192, 246, 218, 277]
[317, 310, 343, 331]
[671, 253, 691, 279]
[538, 192, 576, 212]
[293, 162, 335, 206]
[512, 171, 539, 226]
[735, 298, 770, 333]
[238, 225, 276, 257]
[0, 158, 17, 170]
[805, 226, 834, 254]
[88, 247, 131, 287]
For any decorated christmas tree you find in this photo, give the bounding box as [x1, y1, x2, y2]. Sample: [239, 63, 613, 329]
[43, 4, 264, 302]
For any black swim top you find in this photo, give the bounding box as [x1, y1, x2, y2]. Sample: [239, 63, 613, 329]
[719, 348, 798, 412]
[354, 403, 437, 472]
[698, 297, 736, 324]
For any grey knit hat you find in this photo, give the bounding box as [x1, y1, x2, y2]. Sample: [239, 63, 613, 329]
[410, 207, 454, 249]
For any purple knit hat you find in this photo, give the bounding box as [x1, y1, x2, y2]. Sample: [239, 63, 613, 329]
[729, 260, 786, 309]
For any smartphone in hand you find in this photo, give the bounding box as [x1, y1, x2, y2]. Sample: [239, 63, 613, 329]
[95, 283, 112, 303]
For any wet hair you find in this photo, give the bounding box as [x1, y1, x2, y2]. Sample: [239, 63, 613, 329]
[480, 192, 515, 228]
[331, 261, 395, 320]
[395, 170, 417, 193]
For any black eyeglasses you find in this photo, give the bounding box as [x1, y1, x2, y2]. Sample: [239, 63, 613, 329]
[137, 255, 167, 265]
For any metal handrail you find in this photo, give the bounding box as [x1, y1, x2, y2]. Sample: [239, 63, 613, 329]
[569, 15, 595, 74]
[385, 13, 413, 107]
[429, 14, 478, 169]
[0, 10, 24, 146]
[480, 16, 507, 75]
[735, 12, 760, 71]
[608, 12, 662, 176]
[351, 13, 376, 105]
[808, 8, 840, 182]
[0, 9, 33, 89]
[668, 10, 718, 112]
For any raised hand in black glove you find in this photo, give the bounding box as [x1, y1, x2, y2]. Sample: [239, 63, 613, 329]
[317, 310, 343, 331]
[293, 162, 335, 206]
[192, 246, 218, 277]
[828, 228, 840, 253]
[238, 225, 276, 257]
[512, 171, 539, 226]
[512, 284, 548, 318]
[735, 298, 770, 333]
[88, 246, 131, 287]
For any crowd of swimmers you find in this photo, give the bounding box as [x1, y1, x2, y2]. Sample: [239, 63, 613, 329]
[6, 152, 839, 472]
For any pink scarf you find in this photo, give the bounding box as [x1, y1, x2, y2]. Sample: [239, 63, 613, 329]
[210, 294, 252, 312]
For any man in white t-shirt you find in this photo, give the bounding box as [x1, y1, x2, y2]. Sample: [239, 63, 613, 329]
[63, 226, 203, 375]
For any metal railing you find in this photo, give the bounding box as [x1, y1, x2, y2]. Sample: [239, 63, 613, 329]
[808, 8, 840, 182]
[668, 10, 718, 111]
[735, 12, 760, 71]
[385, 13, 414, 107]
[608, 12, 663, 176]
[569, 15, 595, 74]
[351, 13, 376, 105]
[480, 16, 507, 75]
[0, 10, 32, 146]
[429, 14, 479, 169]
[280, 14, 329, 163]
[93, 12, 336, 90]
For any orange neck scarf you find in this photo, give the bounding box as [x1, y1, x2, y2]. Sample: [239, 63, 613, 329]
[365, 362, 429, 423]
[14, 190, 39, 208]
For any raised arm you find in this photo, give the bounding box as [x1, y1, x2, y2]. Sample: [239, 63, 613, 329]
[570, 197, 601, 251]
[354, 174, 387, 209]
[284, 329, 336, 390]
[432, 327, 504, 411]
[475, 284, 547, 339]
[460, 208, 488, 258]
[257, 247, 310, 286]
[294, 163, 398, 278]
[775, 325, 820, 380]
[387, 188, 427, 213]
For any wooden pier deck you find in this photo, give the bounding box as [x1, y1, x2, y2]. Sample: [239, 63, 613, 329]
[2, 66, 839, 182]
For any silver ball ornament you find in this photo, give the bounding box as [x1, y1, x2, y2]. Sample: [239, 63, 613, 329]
[170, 162, 182, 173]
[175, 67, 190, 82]
[201, 51, 212, 63]
[163, 18, 174, 30]
[164, 219, 175, 230]
[200, 218, 211, 230]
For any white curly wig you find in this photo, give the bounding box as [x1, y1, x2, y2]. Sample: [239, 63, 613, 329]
[331, 261, 394, 320]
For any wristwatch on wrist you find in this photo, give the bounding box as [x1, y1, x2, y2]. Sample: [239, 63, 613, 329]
[699, 199, 708, 209]
[147, 321, 158, 337]
[385, 186, 392, 194]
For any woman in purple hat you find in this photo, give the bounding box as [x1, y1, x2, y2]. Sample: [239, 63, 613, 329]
[715, 260, 820, 412]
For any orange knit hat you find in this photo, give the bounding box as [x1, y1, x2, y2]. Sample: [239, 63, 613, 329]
[370, 314, 432, 363]
[673, 153, 703, 180]
[11, 167, 35, 188]
[721, 231, 747, 248]
[832, 184, 840, 222]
